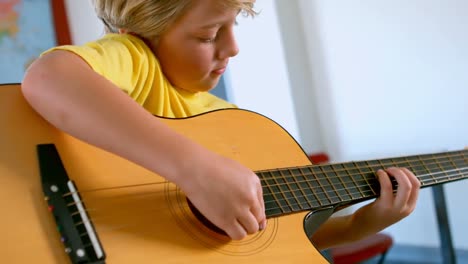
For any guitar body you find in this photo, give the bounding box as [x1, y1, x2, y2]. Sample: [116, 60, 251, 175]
[0, 84, 330, 263]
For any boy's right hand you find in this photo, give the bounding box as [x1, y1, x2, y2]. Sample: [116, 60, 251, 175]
[178, 151, 267, 240]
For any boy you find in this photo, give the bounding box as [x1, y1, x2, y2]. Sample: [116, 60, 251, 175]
[21, 0, 419, 250]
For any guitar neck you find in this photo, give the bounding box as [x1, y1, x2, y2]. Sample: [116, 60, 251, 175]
[259, 150, 468, 218]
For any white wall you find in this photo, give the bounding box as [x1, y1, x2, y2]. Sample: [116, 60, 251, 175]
[227, 0, 301, 141]
[289, 0, 468, 249]
[64, 0, 103, 45]
[275, 1, 326, 155]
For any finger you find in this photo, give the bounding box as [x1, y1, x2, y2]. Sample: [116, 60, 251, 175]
[376, 169, 393, 202]
[386, 167, 412, 210]
[250, 203, 265, 231]
[238, 211, 260, 235]
[257, 180, 267, 230]
[224, 220, 247, 240]
[402, 167, 420, 211]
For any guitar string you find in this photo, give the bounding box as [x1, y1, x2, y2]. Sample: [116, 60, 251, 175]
[260, 169, 468, 214]
[260, 156, 466, 181]
[260, 168, 466, 209]
[70, 169, 467, 232]
[257, 155, 466, 184]
[258, 151, 466, 174]
[261, 167, 468, 203]
[64, 165, 467, 212]
[258, 165, 467, 196]
[66, 151, 466, 196]
[60, 152, 466, 237]
[72, 170, 468, 238]
[62, 155, 466, 205]
[64, 165, 468, 222]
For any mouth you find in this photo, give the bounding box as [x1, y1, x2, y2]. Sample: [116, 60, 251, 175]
[211, 67, 226, 75]
[212, 68, 226, 75]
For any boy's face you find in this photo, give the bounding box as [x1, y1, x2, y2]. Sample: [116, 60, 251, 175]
[151, 0, 240, 93]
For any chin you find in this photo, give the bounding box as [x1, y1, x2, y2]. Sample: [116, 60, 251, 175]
[200, 79, 221, 92]
[199, 86, 217, 93]
[180, 76, 221, 93]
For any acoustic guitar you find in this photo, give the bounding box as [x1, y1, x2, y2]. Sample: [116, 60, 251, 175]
[0, 84, 466, 263]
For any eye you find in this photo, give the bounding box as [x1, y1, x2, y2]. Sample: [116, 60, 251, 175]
[198, 32, 218, 43]
[199, 37, 216, 43]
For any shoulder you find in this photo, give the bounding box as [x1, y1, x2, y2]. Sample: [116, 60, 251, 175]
[43, 34, 158, 75]
[43, 34, 155, 61]
[95, 34, 150, 49]
[88, 34, 155, 58]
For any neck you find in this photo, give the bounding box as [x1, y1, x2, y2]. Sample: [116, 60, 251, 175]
[259, 149, 467, 218]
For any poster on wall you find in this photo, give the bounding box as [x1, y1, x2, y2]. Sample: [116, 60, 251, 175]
[0, 0, 70, 84]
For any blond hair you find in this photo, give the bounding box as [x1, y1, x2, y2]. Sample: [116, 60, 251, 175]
[92, 0, 257, 39]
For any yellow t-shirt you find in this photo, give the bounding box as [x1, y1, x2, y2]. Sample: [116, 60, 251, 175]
[45, 33, 236, 118]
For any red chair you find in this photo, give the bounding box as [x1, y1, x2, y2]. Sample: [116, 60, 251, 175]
[329, 232, 393, 264]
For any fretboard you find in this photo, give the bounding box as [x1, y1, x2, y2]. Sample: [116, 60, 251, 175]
[259, 149, 467, 218]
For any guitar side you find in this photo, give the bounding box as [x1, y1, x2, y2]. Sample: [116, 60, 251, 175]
[0, 84, 330, 263]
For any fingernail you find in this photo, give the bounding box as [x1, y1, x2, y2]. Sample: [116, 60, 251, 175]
[259, 220, 266, 231]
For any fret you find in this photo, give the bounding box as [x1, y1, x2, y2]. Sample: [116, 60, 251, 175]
[463, 149, 468, 161]
[351, 161, 369, 198]
[355, 160, 373, 173]
[363, 161, 378, 196]
[299, 166, 321, 208]
[376, 159, 387, 172]
[424, 157, 440, 183]
[296, 167, 316, 207]
[444, 153, 459, 180]
[433, 155, 449, 185]
[320, 165, 342, 204]
[260, 171, 285, 216]
[329, 163, 353, 202]
[452, 152, 466, 181]
[292, 167, 318, 209]
[408, 157, 426, 176]
[366, 159, 383, 171]
[383, 157, 394, 171]
[441, 156, 455, 182]
[310, 166, 330, 206]
[454, 151, 466, 167]
[412, 155, 431, 187]
[317, 165, 341, 204]
[287, 168, 312, 209]
[257, 149, 467, 218]
[394, 157, 411, 169]
[273, 170, 296, 213]
[342, 162, 363, 200]
[379, 157, 395, 168]
[437, 153, 459, 183]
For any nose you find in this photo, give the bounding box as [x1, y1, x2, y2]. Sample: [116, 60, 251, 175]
[216, 28, 239, 60]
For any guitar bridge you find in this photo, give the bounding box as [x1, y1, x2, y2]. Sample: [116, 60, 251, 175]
[38, 144, 106, 264]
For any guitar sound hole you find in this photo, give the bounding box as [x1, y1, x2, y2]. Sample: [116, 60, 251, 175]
[186, 198, 228, 237]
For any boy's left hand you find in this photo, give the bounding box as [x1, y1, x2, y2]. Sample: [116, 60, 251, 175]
[351, 167, 420, 237]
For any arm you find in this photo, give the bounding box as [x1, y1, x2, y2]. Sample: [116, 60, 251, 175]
[22, 50, 266, 240]
[311, 167, 420, 250]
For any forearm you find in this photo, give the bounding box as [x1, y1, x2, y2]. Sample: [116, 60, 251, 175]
[310, 213, 373, 250]
[22, 51, 203, 185]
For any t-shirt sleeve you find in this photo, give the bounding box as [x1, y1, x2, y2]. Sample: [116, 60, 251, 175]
[42, 34, 156, 105]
